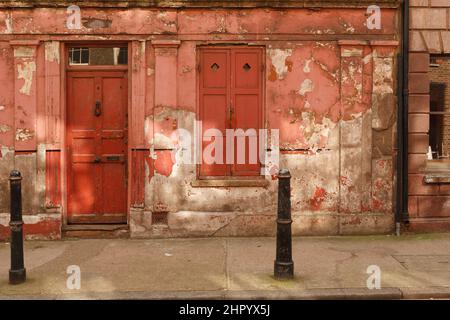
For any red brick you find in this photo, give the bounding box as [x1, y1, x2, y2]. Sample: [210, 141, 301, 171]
[409, 94, 430, 113]
[418, 196, 450, 218]
[409, 174, 439, 195]
[410, 0, 428, 6]
[430, 0, 450, 7]
[408, 153, 426, 173]
[439, 184, 450, 195]
[410, 8, 447, 29]
[409, 73, 430, 94]
[408, 196, 419, 217]
[409, 53, 430, 73]
[408, 218, 450, 233]
[408, 133, 429, 153]
[408, 113, 430, 133]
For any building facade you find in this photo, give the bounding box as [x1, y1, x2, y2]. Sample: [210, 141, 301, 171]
[0, 0, 403, 240]
[407, 0, 450, 232]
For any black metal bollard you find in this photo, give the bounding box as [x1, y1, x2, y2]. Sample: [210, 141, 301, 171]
[9, 170, 26, 285]
[274, 168, 294, 279]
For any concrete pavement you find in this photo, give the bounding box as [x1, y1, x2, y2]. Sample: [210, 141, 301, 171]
[1, 234, 450, 299]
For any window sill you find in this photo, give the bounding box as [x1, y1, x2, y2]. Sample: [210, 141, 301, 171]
[191, 179, 270, 188]
[424, 174, 450, 184]
[423, 160, 450, 184]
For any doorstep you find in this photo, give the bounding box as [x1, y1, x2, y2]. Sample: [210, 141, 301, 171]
[62, 224, 129, 239]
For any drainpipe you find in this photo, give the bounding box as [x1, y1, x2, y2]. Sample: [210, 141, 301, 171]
[396, 0, 409, 236]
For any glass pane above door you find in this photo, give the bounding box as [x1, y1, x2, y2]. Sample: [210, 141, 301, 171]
[69, 47, 128, 66]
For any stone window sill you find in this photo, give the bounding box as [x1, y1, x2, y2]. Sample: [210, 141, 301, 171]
[423, 160, 450, 184]
[191, 179, 270, 188]
[424, 174, 450, 184]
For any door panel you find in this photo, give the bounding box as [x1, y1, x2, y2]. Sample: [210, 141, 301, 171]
[199, 50, 229, 177]
[67, 71, 127, 224]
[231, 50, 262, 176]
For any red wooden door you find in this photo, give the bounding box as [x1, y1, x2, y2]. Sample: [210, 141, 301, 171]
[67, 71, 128, 224]
[199, 47, 263, 177]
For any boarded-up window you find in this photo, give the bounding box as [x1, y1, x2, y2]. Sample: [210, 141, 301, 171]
[198, 47, 263, 177]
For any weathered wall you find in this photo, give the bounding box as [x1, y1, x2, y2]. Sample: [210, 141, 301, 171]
[0, 3, 400, 239]
[408, 0, 450, 232]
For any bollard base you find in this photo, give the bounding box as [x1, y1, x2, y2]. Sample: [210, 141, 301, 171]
[274, 261, 294, 279]
[9, 268, 26, 285]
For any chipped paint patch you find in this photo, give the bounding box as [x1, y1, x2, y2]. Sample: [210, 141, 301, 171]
[363, 53, 373, 65]
[0, 124, 11, 133]
[342, 48, 363, 57]
[152, 133, 175, 150]
[0, 145, 13, 158]
[299, 112, 337, 152]
[17, 61, 36, 95]
[373, 57, 394, 94]
[303, 59, 312, 73]
[182, 65, 192, 73]
[16, 128, 34, 141]
[5, 13, 12, 34]
[0, 106, 5, 111]
[268, 49, 293, 80]
[45, 41, 60, 64]
[298, 78, 314, 96]
[13, 46, 35, 58]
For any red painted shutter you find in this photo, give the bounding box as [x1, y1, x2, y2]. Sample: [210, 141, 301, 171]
[199, 49, 229, 176]
[230, 48, 262, 176]
[199, 48, 262, 177]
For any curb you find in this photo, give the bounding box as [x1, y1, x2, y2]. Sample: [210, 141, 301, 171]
[1, 287, 450, 300]
[3, 287, 449, 300]
[400, 287, 450, 300]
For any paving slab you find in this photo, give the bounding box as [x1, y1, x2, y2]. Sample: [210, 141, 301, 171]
[0, 234, 449, 299]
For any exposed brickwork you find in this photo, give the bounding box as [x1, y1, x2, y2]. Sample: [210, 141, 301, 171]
[429, 56, 450, 157]
[409, 2, 450, 230]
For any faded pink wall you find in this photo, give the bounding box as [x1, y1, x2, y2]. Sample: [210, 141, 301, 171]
[0, 6, 400, 239]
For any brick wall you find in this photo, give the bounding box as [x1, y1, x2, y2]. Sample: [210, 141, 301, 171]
[408, 0, 450, 231]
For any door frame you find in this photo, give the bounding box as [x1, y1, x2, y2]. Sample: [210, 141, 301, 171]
[61, 42, 131, 226]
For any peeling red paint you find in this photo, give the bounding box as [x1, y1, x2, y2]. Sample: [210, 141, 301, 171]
[23, 219, 60, 239]
[145, 152, 154, 182]
[0, 3, 401, 238]
[0, 225, 8, 240]
[154, 150, 174, 177]
[309, 186, 328, 210]
[0, 218, 61, 241]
